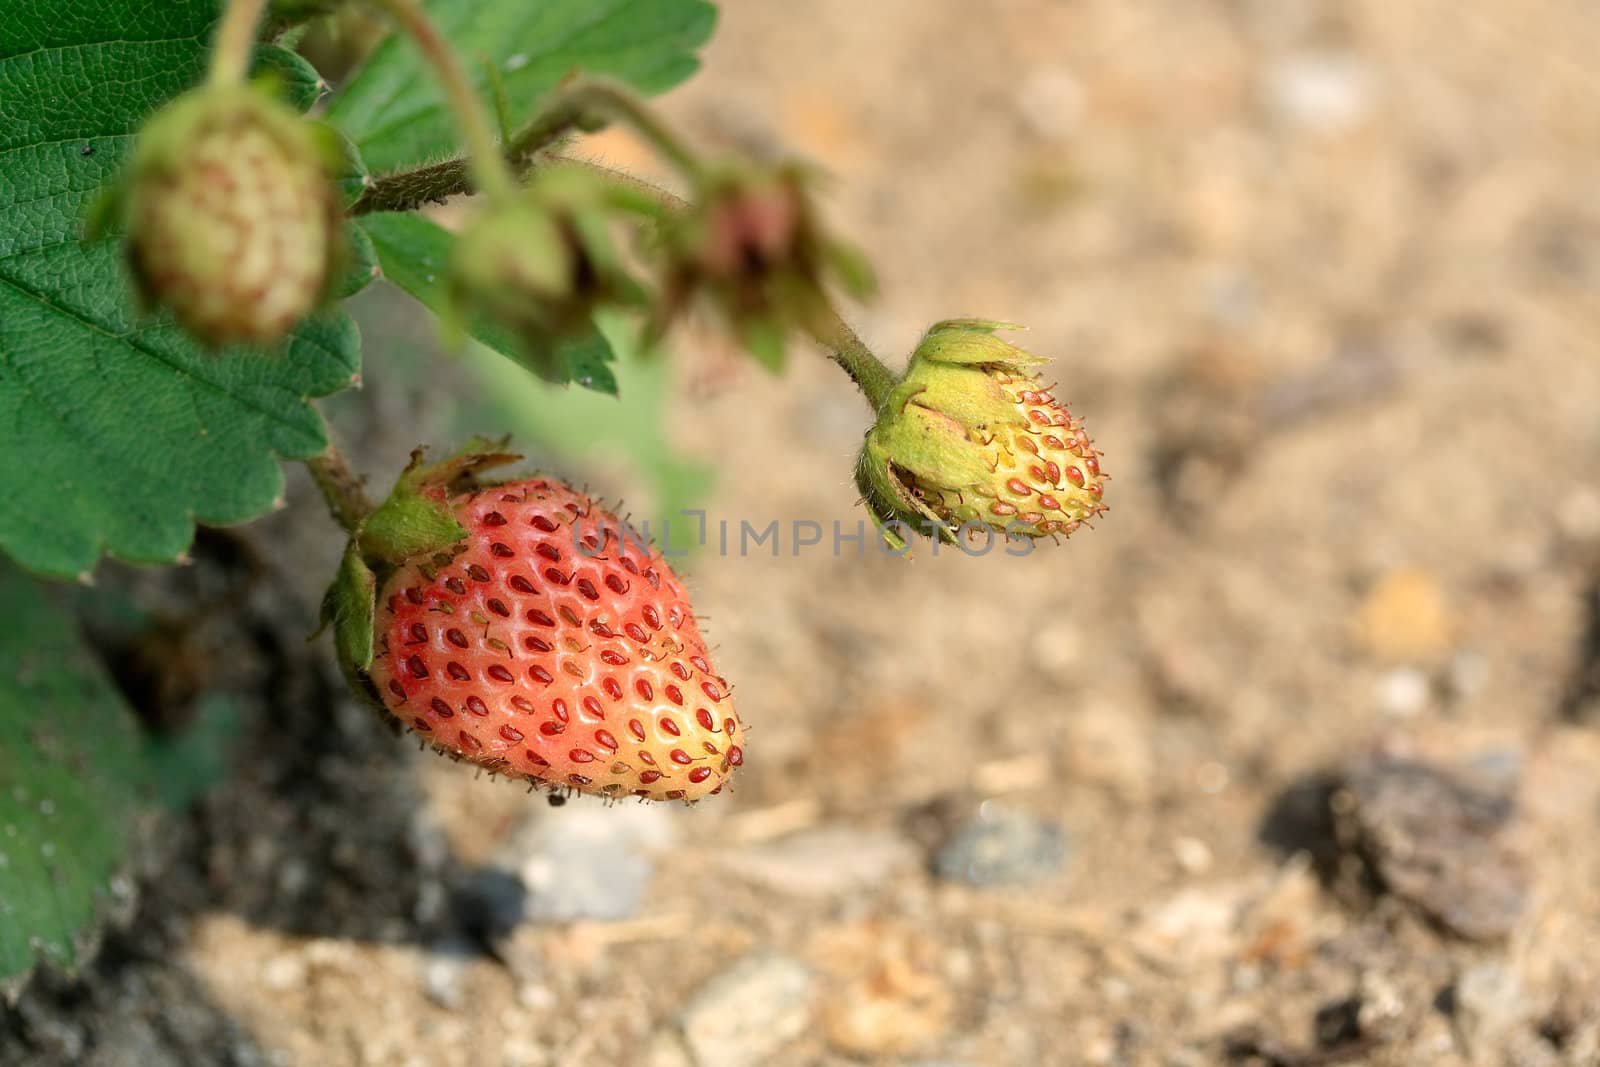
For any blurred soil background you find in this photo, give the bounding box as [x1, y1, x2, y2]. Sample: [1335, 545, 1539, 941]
[6, 0, 1600, 1064]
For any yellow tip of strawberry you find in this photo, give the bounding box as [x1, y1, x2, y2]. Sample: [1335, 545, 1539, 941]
[856, 319, 1108, 547]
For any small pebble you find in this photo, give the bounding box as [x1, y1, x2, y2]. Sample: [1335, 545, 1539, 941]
[722, 826, 918, 897]
[1013, 68, 1085, 140]
[1450, 962, 1524, 1059]
[1265, 52, 1375, 134]
[494, 803, 674, 926]
[1173, 836, 1213, 874]
[822, 953, 952, 1058]
[260, 953, 306, 992]
[932, 803, 1067, 887]
[420, 935, 476, 1009]
[1376, 666, 1431, 717]
[679, 953, 814, 1067]
[1356, 569, 1453, 664]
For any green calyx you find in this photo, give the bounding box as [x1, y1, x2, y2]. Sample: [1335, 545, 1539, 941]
[356, 437, 521, 568]
[656, 162, 875, 370]
[447, 167, 646, 379]
[321, 439, 520, 683]
[323, 543, 378, 693]
[855, 319, 1108, 550]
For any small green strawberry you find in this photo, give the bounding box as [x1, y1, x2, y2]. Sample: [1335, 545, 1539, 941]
[447, 167, 644, 379]
[114, 84, 341, 348]
[326, 444, 744, 802]
[856, 319, 1108, 549]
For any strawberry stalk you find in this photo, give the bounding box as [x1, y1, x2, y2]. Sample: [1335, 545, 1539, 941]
[342, 33, 897, 406]
[348, 80, 702, 216]
[565, 160, 895, 407]
[305, 439, 374, 534]
[366, 0, 519, 205]
[514, 80, 705, 181]
[360, 148, 899, 408]
[207, 0, 271, 87]
[806, 309, 897, 412]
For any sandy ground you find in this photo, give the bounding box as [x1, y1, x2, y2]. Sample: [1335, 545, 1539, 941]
[6, 1, 1600, 1064]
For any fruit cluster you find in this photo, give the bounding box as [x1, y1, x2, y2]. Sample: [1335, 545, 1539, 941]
[96, 2, 1108, 804]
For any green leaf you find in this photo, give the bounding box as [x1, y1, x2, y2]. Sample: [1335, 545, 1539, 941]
[328, 0, 717, 174]
[0, 3, 361, 578]
[358, 211, 617, 392]
[0, 566, 147, 998]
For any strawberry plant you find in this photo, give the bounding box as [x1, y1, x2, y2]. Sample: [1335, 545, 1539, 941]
[0, 0, 1106, 997]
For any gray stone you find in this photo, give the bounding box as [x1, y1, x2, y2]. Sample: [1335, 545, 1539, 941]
[932, 803, 1068, 887]
[679, 953, 814, 1067]
[1342, 754, 1527, 940]
[487, 801, 675, 926]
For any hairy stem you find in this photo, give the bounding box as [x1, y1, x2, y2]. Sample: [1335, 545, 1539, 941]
[561, 160, 900, 407]
[368, 0, 517, 204]
[351, 78, 698, 216]
[804, 316, 897, 412]
[306, 443, 374, 534]
[350, 156, 479, 215]
[555, 157, 685, 212]
[550, 80, 703, 178]
[351, 123, 572, 216]
[353, 147, 899, 409]
[208, 0, 270, 86]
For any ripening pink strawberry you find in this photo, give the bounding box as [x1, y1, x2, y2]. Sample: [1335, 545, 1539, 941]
[365, 478, 744, 802]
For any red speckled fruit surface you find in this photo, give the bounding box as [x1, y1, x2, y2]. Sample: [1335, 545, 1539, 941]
[368, 478, 744, 802]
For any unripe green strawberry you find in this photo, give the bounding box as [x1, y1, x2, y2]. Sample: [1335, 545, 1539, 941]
[448, 168, 643, 378]
[354, 470, 744, 802]
[856, 319, 1107, 549]
[119, 85, 340, 347]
